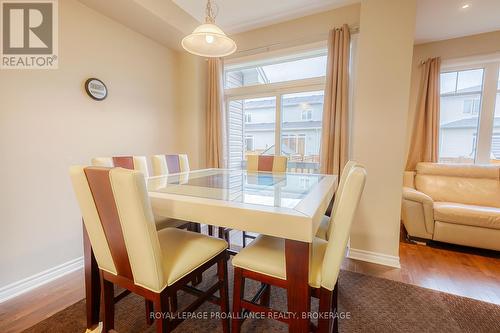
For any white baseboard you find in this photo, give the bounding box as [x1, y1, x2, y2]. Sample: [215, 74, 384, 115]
[347, 248, 401, 268]
[0, 256, 84, 303]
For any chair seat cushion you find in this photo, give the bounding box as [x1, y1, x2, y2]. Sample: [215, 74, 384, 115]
[231, 235, 328, 288]
[158, 228, 227, 286]
[434, 202, 500, 230]
[315, 215, 330, 240]
[154, 216, 189, 230]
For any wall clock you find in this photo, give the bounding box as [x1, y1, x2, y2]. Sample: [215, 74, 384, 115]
[85, 78, 107, 101]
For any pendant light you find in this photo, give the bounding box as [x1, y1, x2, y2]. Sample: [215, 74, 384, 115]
[181, 0, 237, 57]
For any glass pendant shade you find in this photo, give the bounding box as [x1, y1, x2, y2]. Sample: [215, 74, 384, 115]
[182, 23, 237, 57]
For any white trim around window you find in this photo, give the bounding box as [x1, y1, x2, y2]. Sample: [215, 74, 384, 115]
[440, 55, 500, 164]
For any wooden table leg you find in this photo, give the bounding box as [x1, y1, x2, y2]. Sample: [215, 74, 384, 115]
[285, 239, 311, 333]
[83, 222, 100, 330]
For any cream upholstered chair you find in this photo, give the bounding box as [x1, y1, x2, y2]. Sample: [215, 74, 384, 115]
[241, 155, 288, 247]
[151, 154, 190, 176]
[70, 166, 229, 333]
[91, 156, 191, 231]
[92, 156, 149, 177]
[316, 161, 360, 240]
[231, 166, 366, 333]
[246, 154, 287, 173]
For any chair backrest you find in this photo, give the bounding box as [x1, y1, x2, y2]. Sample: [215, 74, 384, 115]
[69, 166, 167, 292]
[151, 154, 190, 176]
[320, 166, 366, 291]
[91, 156, 149, 178]
[246, 155, 287, 172]
[325, 161, 360, 239]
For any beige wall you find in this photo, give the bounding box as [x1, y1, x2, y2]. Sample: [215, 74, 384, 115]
[175, 54, 208, 169]
[0, 0, 180, 288]
[349, 0, 416, 259]
[407, 30, 500, 146]
[231, 4, 360, 57]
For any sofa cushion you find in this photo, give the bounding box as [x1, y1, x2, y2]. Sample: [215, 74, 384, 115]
[415, 163, 500, 208]
[433, 202, 500, 230]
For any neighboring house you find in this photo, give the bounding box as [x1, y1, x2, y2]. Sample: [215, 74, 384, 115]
[243, 94, 323, 160]
[226, 69, 323, 170]
[439, 83, 500, 162]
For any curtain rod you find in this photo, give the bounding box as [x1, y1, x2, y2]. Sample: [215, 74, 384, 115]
[231, 25, 359, 57]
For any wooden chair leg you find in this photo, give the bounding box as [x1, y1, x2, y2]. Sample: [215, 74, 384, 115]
[318, 287, 333, 333]
[260, 283, 270, 307]
[333, 282, 339, 333]
[145, 299, 154, 325]
[231, 267, 245, 333]
[154, 291, 171, 333]
[100, 275, 115, 333]
[217, 256, 230, 333]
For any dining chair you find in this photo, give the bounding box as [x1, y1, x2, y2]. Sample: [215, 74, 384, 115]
[242, 155, 288, 247]
[230, 166, 367, 333]
[151, 154, 190, 176]
[70, 166, 230, 333]
[316, 161, 360, 240]
[150, 154, 221, 238]
[91, 156, 193, 232]
[92, 156, 150, 177]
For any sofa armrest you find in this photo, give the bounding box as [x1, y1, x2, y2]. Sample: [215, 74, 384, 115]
[403, 171, 416, 188]
[403, 187, 433, 205]
[401, 187, 435, 238]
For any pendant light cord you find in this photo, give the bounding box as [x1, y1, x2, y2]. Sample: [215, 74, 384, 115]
[205, 0, 219, 23]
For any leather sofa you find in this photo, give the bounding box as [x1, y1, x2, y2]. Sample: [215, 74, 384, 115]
[401, 162, 500, 251]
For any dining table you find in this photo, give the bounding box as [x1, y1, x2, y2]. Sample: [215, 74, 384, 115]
[83, 168, 337, 333]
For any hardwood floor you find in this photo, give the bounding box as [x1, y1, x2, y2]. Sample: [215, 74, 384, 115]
[342, 241, 500, 305]
[0, 267, 85, 333]
[0, 233, 498, 333]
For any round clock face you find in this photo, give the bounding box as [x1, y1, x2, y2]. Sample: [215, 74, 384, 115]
[85, 78, 107, 101]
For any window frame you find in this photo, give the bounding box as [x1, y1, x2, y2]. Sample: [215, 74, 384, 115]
[440, 55, 500, 164]
[224, 44, 327, 165]
[244, 135, 254, 151]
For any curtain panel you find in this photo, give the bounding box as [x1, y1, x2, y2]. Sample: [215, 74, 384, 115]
[405, 57, 441, 171]
[320, 24, 351, 175]
[206, 58, 227, 168]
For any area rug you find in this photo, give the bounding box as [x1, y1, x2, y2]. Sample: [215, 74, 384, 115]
[24, 266, 500, 333]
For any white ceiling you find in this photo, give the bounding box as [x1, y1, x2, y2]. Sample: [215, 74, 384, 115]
[415, 0, 500, 43]
[80, 0, 500, 49]
[174, 0, 500, 44]
[173, 0, 360, 34]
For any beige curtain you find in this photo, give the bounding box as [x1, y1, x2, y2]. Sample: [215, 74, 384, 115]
[320, 24, 350, 175]
[405, 57, 441, 171]
[206, 58, 226, 168]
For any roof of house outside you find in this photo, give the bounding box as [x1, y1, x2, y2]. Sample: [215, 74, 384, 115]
[244, 94, 324, 109]
[442, 117, 500, 129]
[245, 121, 322, 131]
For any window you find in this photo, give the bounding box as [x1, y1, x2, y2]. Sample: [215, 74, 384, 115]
[439, 69, 483, 163]
[490, 69, 500, 163]
[439, 60, 500, 164]
[282, 91, 323, 165]
[227, 96, 276, 167]
[244, 135, 254, 151]
[225, 50, 327, 89]
[301, 108, 313, 120]
[463, 98, 480, 115]
[225, 47, 330, 172]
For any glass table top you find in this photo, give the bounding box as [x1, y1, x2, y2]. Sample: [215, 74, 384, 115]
[147, 169, 324, 209]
